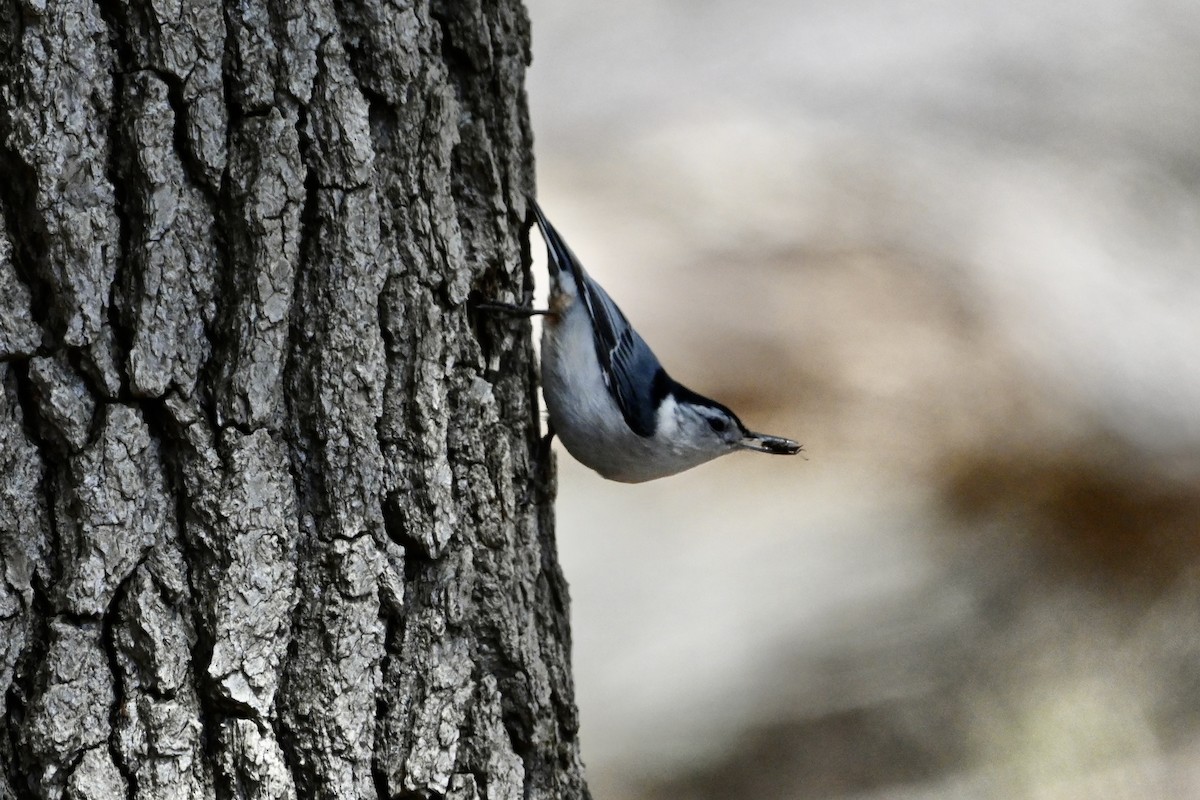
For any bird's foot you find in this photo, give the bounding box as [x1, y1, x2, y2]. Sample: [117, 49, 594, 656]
[475, 301, 551, 318]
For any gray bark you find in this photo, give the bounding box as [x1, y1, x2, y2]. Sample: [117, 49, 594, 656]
[0, 1, 588, 798]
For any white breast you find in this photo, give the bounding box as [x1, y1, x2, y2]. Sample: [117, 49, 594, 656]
[541, 293, 650, 481]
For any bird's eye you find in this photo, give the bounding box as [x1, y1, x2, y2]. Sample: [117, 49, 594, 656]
[707, 417, 728, 433]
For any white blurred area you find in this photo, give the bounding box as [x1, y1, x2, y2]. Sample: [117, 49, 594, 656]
[524, 1, 1200, 798]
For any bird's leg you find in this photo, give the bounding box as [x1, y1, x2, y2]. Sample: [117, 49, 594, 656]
[521, 424, 557, 504]
[475, 298, 557, 499]
[536, 425, 556, 478]
[475, 301, 551, 317]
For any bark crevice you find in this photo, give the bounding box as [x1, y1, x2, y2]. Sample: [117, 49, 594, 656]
[100, 574, 138, 800]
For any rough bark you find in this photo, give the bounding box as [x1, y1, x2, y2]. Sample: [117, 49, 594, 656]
[0, 1, 587, 798]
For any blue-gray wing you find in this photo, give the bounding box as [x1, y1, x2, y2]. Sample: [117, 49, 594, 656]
[531, 201, 663, 437]
[577, 275, 663, 438]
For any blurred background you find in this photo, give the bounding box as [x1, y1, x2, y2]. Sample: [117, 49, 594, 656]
[522, 1, 1200, 798]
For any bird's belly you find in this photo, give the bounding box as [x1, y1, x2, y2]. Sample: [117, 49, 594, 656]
[541, 315, 665, 482]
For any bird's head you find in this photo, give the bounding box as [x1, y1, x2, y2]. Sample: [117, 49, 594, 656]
[662, 384, 802, 461]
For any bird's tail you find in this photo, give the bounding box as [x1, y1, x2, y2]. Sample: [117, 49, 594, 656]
[530, 199, 584, 286]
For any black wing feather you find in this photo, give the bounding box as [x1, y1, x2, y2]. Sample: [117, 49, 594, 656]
[582, 280, 664, 437]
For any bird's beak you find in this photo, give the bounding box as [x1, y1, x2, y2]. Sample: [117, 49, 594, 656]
[739, 432, 803, 455]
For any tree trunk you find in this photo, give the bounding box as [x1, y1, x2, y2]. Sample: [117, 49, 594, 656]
[0, 1, 588, 798]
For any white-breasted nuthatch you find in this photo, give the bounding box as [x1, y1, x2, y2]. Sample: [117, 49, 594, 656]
[483, 201, 802, 483]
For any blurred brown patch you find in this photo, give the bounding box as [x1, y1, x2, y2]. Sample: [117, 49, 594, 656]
[942, 440, 1200, 587]
[644, 701, 966, 800]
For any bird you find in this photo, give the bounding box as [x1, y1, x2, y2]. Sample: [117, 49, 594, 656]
[480, 200, 802, 483]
